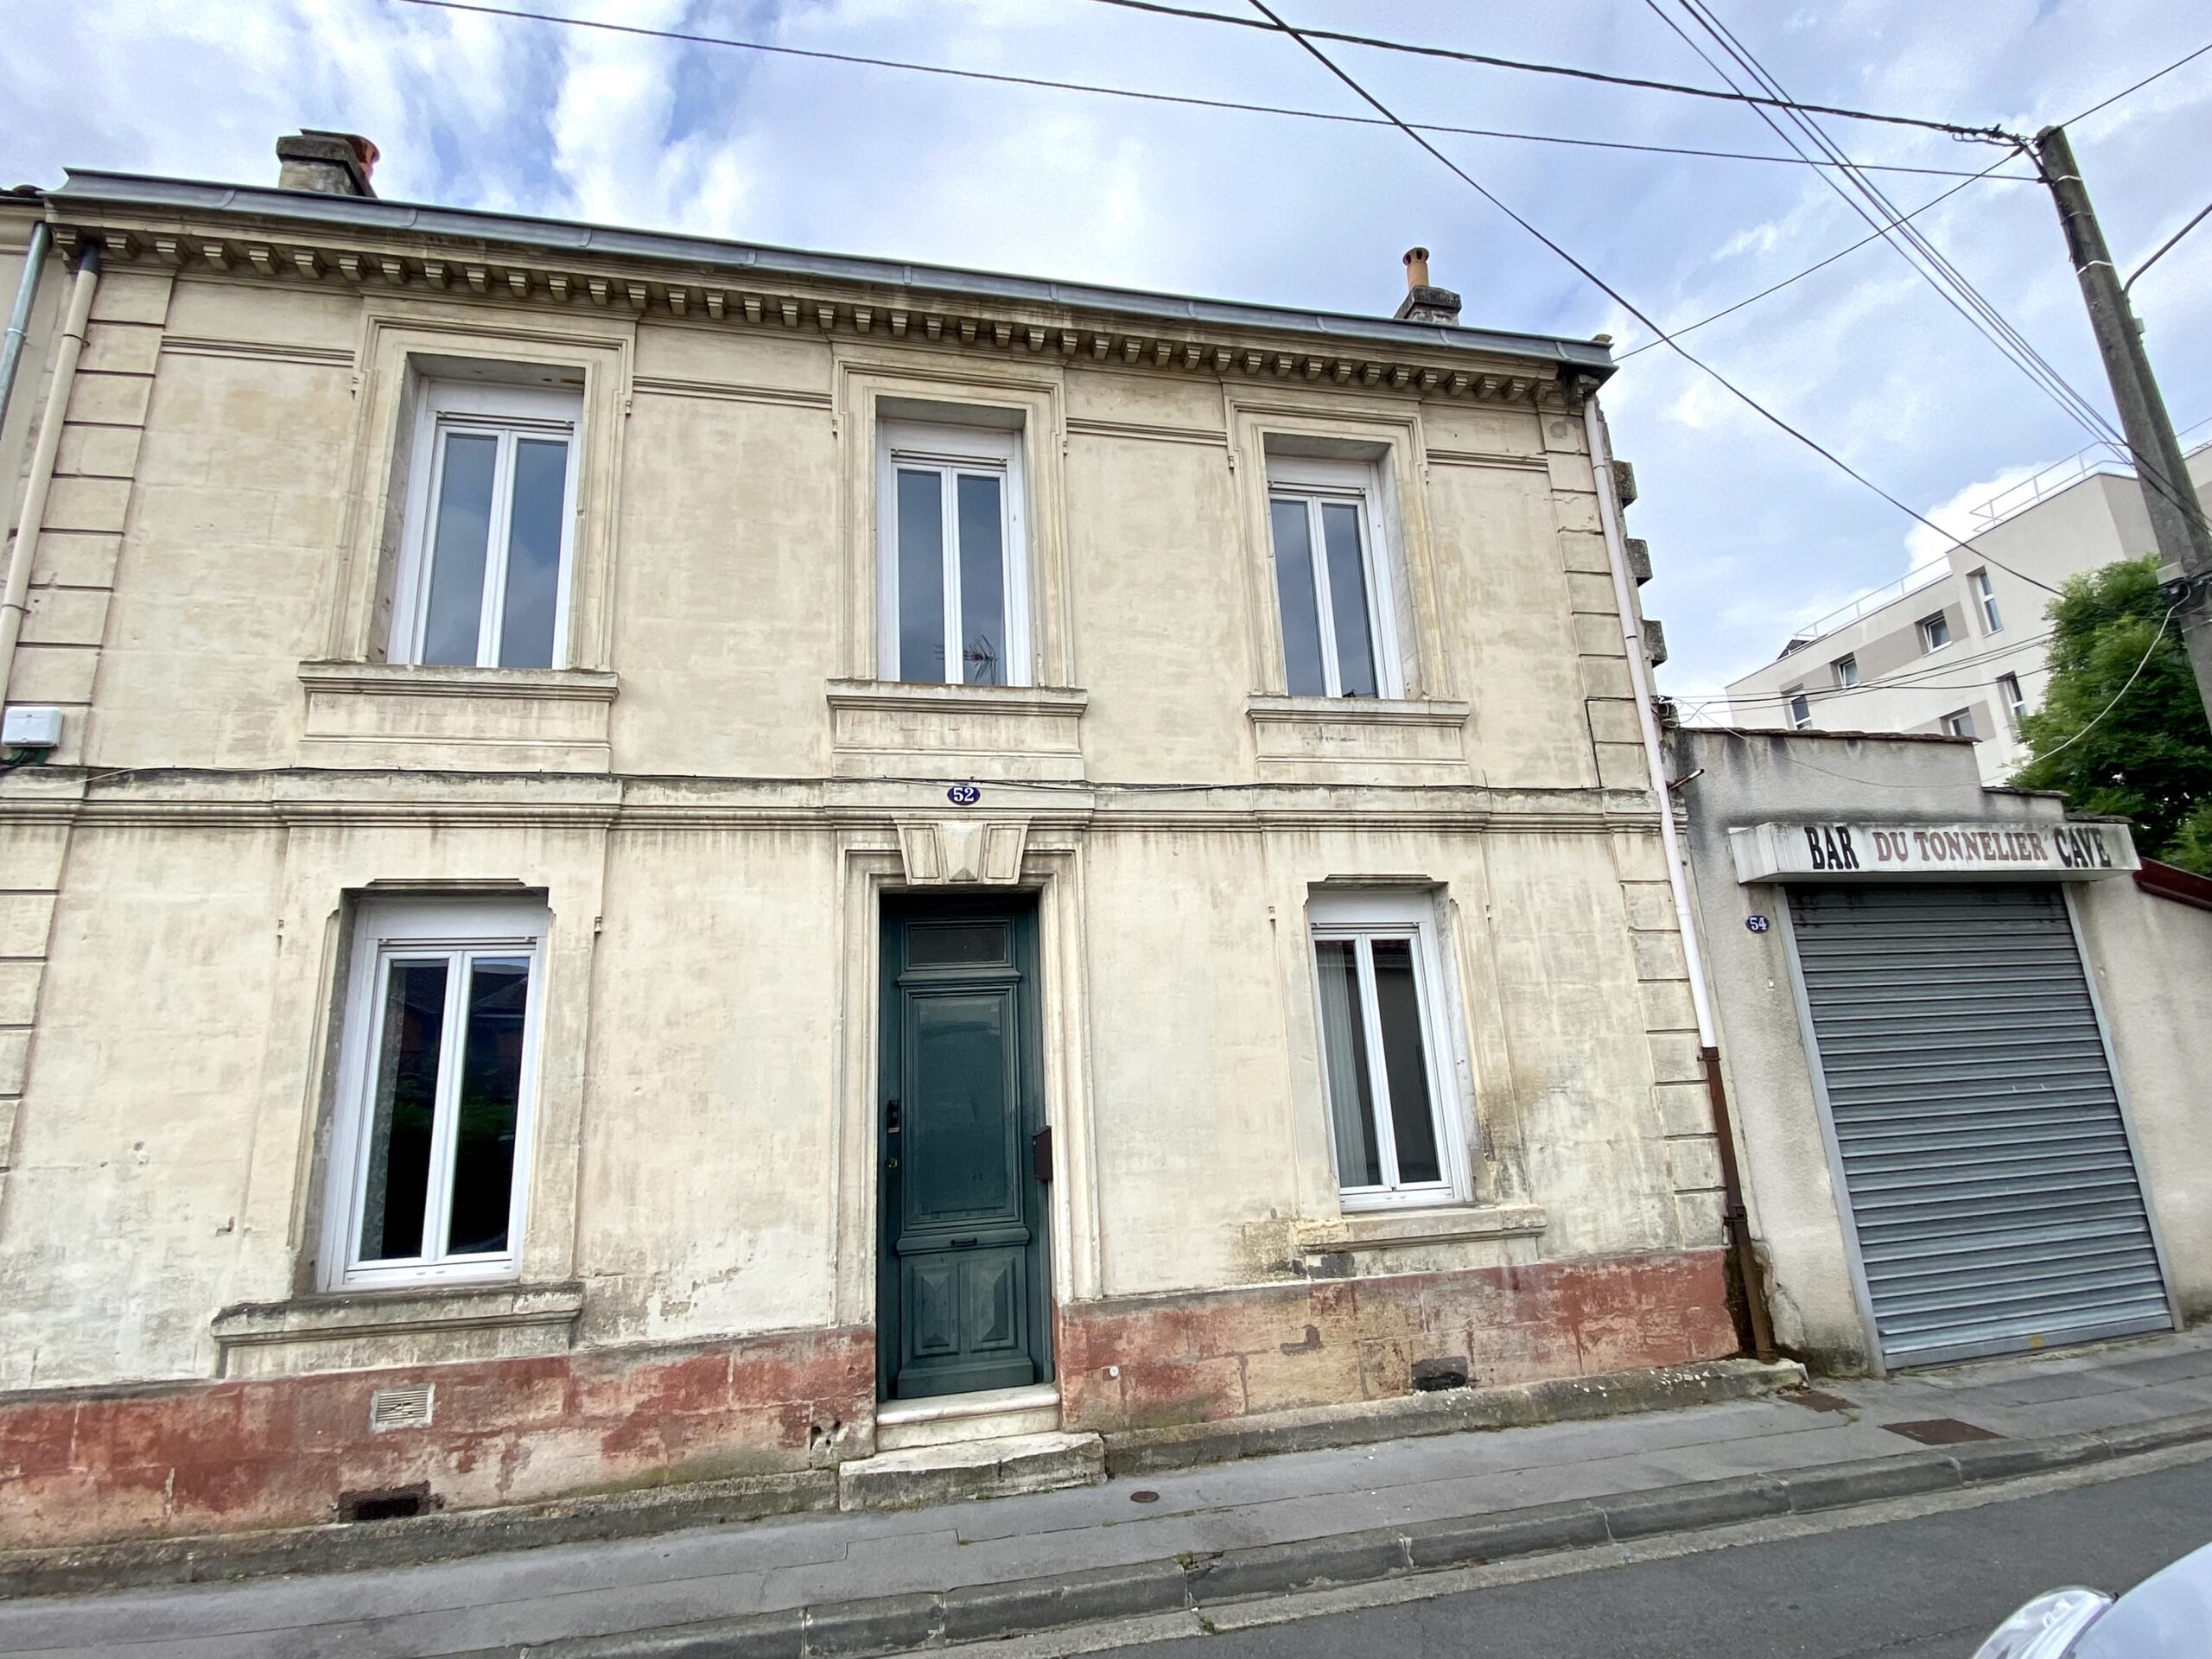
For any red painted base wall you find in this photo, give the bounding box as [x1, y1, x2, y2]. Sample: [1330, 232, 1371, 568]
[1059, 1250, 1739, 1430]
[0, 1252, 1736, 1550]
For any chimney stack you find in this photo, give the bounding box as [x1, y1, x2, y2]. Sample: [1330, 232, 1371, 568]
[276, 130, 379, 198]
[1394, 245, 1461, 326]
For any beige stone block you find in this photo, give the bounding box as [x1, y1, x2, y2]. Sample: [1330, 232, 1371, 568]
[64, 371, 152, 428]
[1558, 530, 1611, 574]
[42, 476, 132, 535]
[0, 961, 43, 1026]
[1554, 493, 1600, 533]
[1572, 612, 1626, 658]
[0, 1029, 24, 1096]
[1621, 880, 1676, 931]
[1675, 1189, 1727, 1248]
[0, 1096, 16, 1168]
[1594, 740, 1651, 790]
[1611, 832, 1669, 882]
[1566, 571, 1619, 615]
[1631, 930, 1687, 982]
[89, 271, 173, 326]
[1547, 452, 1595, 493]
[1541, 412, 1586, 454]
[55, 424, 143, 480]
[1665, 1134, 1723, 1193]
[128, 482, 276, 545]
[0, 825, 69, 890]
[5, 645, 97, 702]
[1638, 976, 1698, 1033]
[1649, 1031, 1706, 1085]
[1654, 1080, 1713, 1138]
[1239, 1339, 1365, 1414]
[1578, 654, 1633, 700]
[0, 895, 55, 957]
[29, 531, 121, 588]
[1586, 697, 1642, 746]
[80, 322, 162, 377]
[20, 588, 110, 647]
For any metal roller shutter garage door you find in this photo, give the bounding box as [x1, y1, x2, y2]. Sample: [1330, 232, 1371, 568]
[1789, 883, 2171, 1368]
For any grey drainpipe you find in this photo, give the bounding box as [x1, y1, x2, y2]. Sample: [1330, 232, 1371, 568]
[0, 218, 51, 441]
[0, 237, 98, 716]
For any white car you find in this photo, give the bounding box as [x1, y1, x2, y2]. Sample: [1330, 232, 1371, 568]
[1975, 1539, 2212, 1656]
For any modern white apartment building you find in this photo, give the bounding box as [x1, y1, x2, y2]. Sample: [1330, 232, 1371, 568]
[1723, 436, 2212, 784]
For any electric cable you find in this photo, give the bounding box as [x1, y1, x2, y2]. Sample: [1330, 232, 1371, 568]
[1078, 0, 2018, 140]
[2005, 602, 2179, 762]
[2124, 196, 2212, 293]
[1233, 0, 2066, 594]
[373, 0, 2022, 177]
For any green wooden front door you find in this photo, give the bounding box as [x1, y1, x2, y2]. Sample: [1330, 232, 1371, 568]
[878, 897, 1053, 1401]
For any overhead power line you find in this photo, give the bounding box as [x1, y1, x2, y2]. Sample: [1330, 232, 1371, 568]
[1081, 0, 2018, 141]
[1234, 0, 2065, 595]
[378, 0, 2020, 178]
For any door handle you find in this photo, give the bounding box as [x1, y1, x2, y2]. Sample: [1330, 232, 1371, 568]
[1032, 1126, 1053, 1184]
[950, 1236, 979, 1249]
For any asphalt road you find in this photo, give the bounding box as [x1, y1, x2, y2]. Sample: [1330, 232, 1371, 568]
[1098, 1458, 2212, 1659]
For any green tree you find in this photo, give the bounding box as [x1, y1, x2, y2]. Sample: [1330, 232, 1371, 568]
[2010, 555, 2212, 874]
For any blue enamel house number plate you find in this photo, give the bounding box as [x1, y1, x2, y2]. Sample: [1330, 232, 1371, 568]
[946, 783, 982, 806]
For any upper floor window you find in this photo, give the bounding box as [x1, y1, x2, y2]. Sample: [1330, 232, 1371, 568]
[1267, 457, 1401, 699]
[1787, 689, 1812, 729]
[323, 899, 547, 1289]
[1942, 708, 1977, 740]
[1918, 612, 1952, 652]
[1999, 672, 2028, 731]
[394, 382, 581, 669]
[1309, 890, 1468, 1210]
[1971, 569, 2003, 633]
[1832, 654, 1859, 688]
[878, 420, 1027, 687]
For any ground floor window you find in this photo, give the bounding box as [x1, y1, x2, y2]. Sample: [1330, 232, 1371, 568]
[323, 898, 547, 1288]
[1307, 889, 1469, 1208]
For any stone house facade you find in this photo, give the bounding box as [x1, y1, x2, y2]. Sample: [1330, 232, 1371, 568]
[0, 143, 1733, 1548]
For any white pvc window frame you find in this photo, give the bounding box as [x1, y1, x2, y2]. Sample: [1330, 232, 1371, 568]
[1999, 671, 2028, 731]
[876, 418, 1031, 687]
[1971, 569, 2003, 633]
[1306, 888, 1472, 1211]
[391, 380, 583, 669]
[321, 898, 549, 1291]
[1832, 654, 1859, 688]
[1918, 612, 1952, 653]
[1942, 708, 1977, 740]
[1787, 690, 1813, 730]
[1265, 455, 1403, 699]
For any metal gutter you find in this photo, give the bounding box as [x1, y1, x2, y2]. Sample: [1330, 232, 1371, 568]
[46, 170, 1616, 378]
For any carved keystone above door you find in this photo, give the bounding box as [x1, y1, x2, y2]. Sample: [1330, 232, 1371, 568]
[898, 819, 1029, 885]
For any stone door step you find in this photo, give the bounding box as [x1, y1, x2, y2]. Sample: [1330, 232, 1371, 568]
[875, 1382, 1062, 1451]
[839, 1429, 1105, 1511]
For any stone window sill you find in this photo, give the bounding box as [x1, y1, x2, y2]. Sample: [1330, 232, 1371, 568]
[211, 1281, 584, 1378]
[296, 662, 619, 772]
[1247, 695, 1471, 783]
[1296, 1202, 1547, 1255]
[826, 677, 1089, 780]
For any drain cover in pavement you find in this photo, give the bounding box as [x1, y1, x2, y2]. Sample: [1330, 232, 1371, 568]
[1782, 1389, 1856, 1414]
[1883, 1418, 2001, 1445]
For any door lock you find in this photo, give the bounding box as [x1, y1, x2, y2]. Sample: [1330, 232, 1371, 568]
[886, 1098, 901, 1134]
[1032, 1126, 1053, 1184]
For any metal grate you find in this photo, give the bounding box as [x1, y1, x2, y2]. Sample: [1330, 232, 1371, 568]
[369, 1385, 435, 1433]
[1791, 884, 2171, 1369]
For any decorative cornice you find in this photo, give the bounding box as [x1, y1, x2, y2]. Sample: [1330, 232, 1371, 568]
[47, 182, 1606, 410]
[1246, 695, 1471, 730]
[298, 662, 621, 702]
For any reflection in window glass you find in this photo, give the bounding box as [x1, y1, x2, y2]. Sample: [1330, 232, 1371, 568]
[360, 960, 448, 1261]
[499, 439, 569, 669]
[1371, 940, 1439, 1185]
[1314, 940, 1381, 1188]
[957, 474, 1006, 686]
[896, 469, 946, 683]
[445, 957, 530, 1256]
[1320, 501, 1378, 696]
[421, 434, 498, 667]
[1271, 499, 1327, 696]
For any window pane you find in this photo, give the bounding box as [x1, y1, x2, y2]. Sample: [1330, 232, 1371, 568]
[444, 957, 529, 1257]
[896, 469, 946, 683]
[359, 959, 448, 1262]
[1314, 939, 1382, 1188]
[909, 921, 1008, 967]
[1371, 939, 1440, 1185]
[498, 437, 568, 669]
[957, 474, 1006, 686]
[422, 433, 499, 666]
[1271, 499, 1326, 696]
[1320, 502, 1378, 696]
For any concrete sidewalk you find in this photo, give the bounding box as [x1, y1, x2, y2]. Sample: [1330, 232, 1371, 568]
[4, 1328, 2211, 1659]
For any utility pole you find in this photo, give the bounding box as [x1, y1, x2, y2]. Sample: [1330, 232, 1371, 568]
[2033, 124, 2212, 729]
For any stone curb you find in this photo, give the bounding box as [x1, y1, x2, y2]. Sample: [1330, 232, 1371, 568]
[0, 1357, 1800, 1598]
[442, 1406, 2212, 1659]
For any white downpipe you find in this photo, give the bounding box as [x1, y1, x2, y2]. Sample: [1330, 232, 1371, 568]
[1583, 392, 1717, 1049]
[0, 243, 99, 714]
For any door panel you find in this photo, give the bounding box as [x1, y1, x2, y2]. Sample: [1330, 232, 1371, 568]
[880, 898, 1052, 1401]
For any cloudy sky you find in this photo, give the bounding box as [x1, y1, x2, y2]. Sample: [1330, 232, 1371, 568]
[5, 0, 2208, 703]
